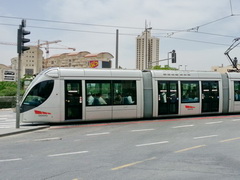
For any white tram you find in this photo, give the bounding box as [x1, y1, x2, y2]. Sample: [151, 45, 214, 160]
[20, 67, 240, 123]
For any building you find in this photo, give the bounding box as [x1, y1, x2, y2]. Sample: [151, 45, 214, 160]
[85, 52, 113, 68]
[0, 64, 15, 81]
[1, 48, 113, 82]
[136, 30, 160, 70]
[43, 52, 113, 69]
[11, 46, 43, 78]
[211, 65, 240, 73]
[43, 51, 90, 68]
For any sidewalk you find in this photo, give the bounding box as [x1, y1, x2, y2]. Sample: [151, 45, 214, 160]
[0, 108, 49, 137]
[0, 126, 49, 137]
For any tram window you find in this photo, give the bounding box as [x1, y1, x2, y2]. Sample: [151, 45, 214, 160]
[20, 80, 54, 112]
[86, 81, 111, 106]
[181, 81, 199, 103]
[113, 80, 136, 105]
[234, 81, 240, 101]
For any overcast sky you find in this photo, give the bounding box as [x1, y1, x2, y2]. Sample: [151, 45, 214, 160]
[0, 0, 240, 70]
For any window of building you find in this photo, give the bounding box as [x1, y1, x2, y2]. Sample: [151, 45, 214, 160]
[25, 69, 33, 75]
[181, 81, 199, 103]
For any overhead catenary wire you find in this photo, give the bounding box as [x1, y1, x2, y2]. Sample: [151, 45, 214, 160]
[0, 23, 237, 48]
[156, 35, 231, 47]
[165, 14, 240, 37]
[0, 21, 236, 40]
[0, 13, 240, 47]
[1, 14, 240, 33]
[0, 15, 144, 30]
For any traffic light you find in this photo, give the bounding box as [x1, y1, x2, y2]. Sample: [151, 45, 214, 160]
[171, 50, 176, 63]
[17, 20, 30, 54]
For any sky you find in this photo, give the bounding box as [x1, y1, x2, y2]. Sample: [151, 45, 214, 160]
[0, 0, 240, 71]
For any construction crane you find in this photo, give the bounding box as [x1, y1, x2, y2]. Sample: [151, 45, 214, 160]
[45, 46, 76, 51]
[37, 40, 76, 58]
[37, 40, 61, 59]
[224, 37, 240, 72]
[0, 40, 76, 59]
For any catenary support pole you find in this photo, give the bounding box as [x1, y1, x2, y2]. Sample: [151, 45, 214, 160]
[115, 29, 119, 69]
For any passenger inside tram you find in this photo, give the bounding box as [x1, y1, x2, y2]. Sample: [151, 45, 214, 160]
[96, 93, 107, 105]
[114, 93, 122, 104]
[87, 93, 94, 105]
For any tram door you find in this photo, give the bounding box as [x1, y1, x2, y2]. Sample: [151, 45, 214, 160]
[65, 80, 82, 120]
[201, 81, 219, 113]
[158, 81, 178, 115]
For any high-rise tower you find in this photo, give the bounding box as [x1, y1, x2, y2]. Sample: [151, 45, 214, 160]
[136, 30, 159, 70]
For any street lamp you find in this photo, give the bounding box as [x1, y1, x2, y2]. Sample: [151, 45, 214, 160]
[178, 65, 182, 70]
[185, 65, 187, 70]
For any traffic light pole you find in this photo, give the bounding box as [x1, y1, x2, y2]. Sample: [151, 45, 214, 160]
[16, 52, 21, 128]
[149, 50, 177, 67]
[16, 19, 30, 128]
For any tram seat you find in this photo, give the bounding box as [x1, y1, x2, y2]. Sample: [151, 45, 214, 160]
[92, 98, 100, 105]
[123, 97, 130, 105]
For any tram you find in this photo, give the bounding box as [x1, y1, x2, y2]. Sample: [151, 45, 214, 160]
[20, 67, 240, 123]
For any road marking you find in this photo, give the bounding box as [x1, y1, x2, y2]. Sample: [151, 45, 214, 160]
[34, 137, 62, 141]
[111, 157, 156, 170]
[0, 158, 22, 162]
[193, 135, 218, 139]
[86, 132, 110, 136]
[136, 141, 169, 147]
[232, 119, 240, 121]
[0, 126, 12, 128]
[0, 115, 13, 117]
[205, 121, 223, 125]
[131, 129, 155, 132]
[5, 119, 16, 121]
[48, 151, 88, 157]
[172, 124, 194, 128]
[175, 145, 206, 153]
[0, 121, 11, 125]
[220, 137, 240, 143]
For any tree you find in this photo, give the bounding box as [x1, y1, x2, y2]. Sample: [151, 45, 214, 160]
[151, 65, 178, 70]
[0, 80, 26, 96]
[0, 82, 17, 96]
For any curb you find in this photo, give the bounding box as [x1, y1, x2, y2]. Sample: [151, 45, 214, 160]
[0, 126, 49, 138]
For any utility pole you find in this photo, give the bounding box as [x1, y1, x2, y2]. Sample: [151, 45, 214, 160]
[115, 29, 119, 69]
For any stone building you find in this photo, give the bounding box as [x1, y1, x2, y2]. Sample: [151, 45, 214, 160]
[43, 52, 113, 69]
[11, 46, 43, 78]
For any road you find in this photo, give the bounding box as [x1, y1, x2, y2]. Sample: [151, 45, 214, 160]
[1, 115, 240, 180]
[0, 109, 15, 129]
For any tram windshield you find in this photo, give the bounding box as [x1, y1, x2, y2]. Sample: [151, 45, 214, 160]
[20, 80, 54, 113]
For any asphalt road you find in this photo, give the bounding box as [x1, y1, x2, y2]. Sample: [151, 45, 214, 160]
[0, 109, 15, 129]
[1, 115, 240, 180]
